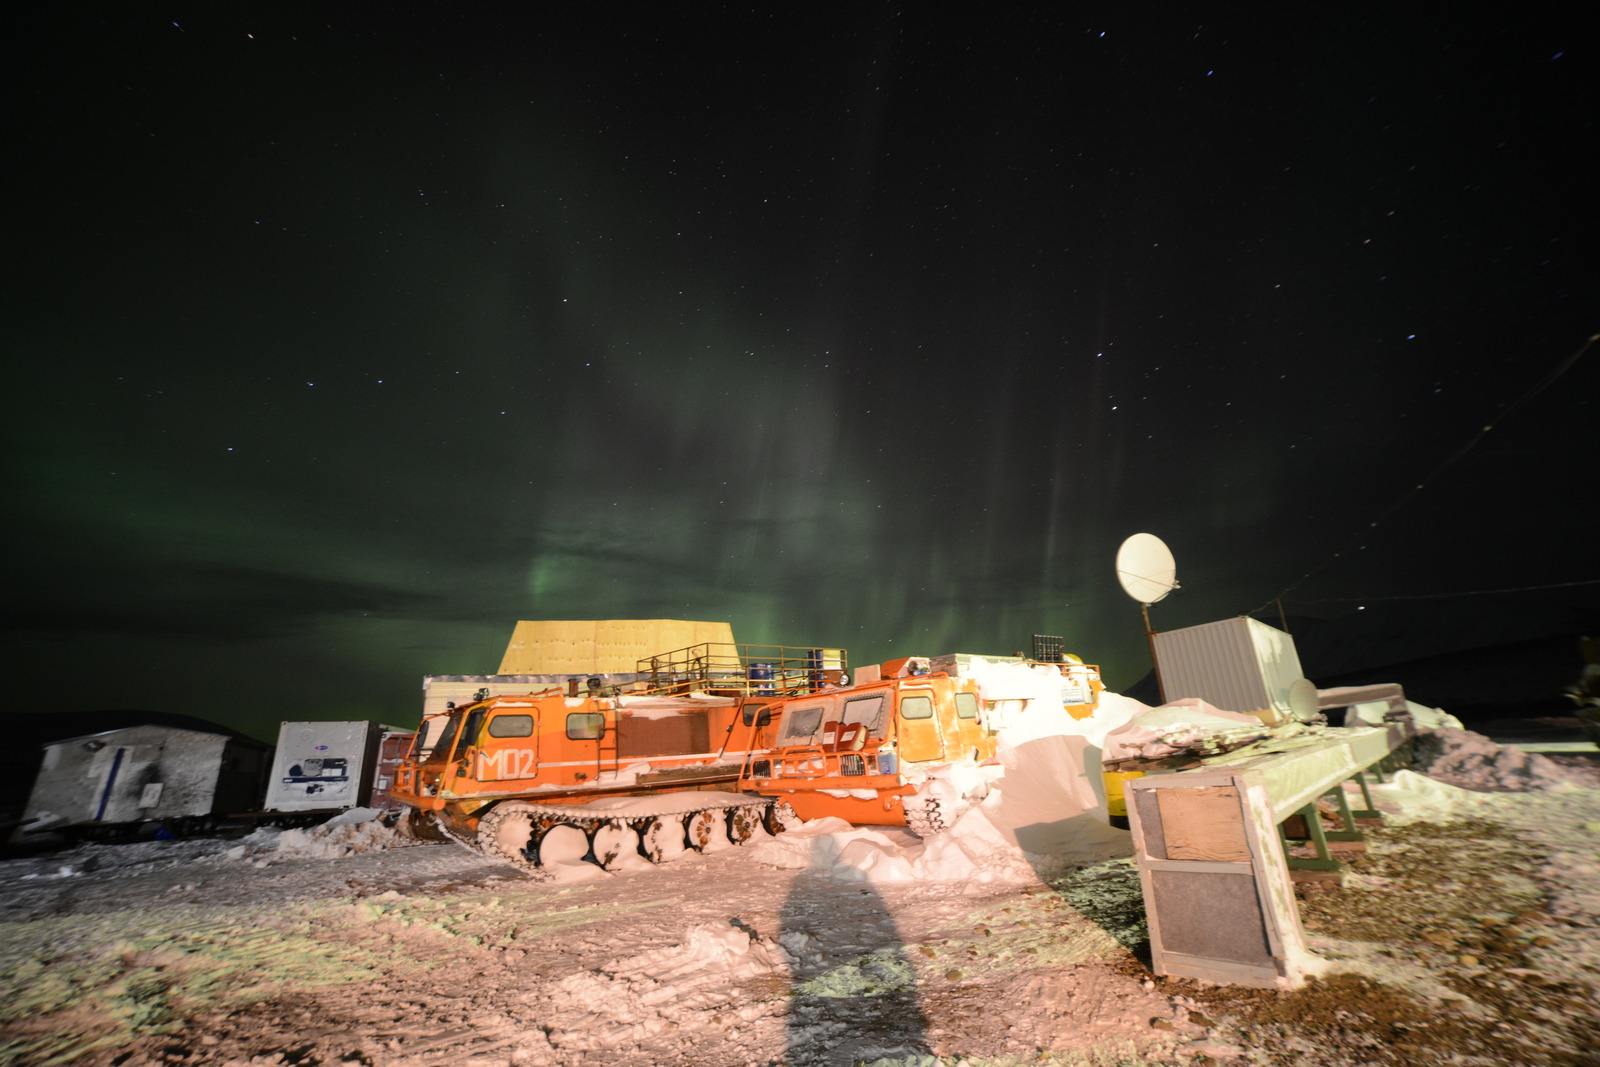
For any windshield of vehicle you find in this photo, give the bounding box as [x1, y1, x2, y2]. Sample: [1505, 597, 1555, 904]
[841, 694, 888, 736]
[776, 698, 839, 746]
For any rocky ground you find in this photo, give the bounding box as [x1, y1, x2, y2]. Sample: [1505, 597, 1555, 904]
[0, 739, 1597, 1067]
[1151, 793, 1600, 1067]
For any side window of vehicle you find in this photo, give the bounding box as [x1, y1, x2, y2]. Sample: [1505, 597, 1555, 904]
[488, 714, 534, 738]
[453, 708, 487, 758]
[899, 695, 934, 720]
[566, 712, 605, 740]
[427, 715, 461, 759]
[954, 692, 979, 720]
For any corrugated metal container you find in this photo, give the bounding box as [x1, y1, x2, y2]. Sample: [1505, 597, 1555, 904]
[22, 725, 271, 829]
[265, 721, 388, 812]
[1151, 617, 1314, 719]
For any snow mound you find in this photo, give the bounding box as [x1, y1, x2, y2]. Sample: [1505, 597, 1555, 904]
[747, 818, 914, 878]
[245, 809, 415, 860]
[1416, 729, 1581, 792]
[747, 806, 1036, 886]
[1344, 698, 1463, 730]
[610, 920, 790, 990]
[913, 804, 1039, 884]
[1362, 769, 1473, 823]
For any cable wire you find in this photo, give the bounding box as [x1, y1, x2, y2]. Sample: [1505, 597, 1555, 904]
[1277, 577, 1600, 606]
[1253, 332, 1597, 615]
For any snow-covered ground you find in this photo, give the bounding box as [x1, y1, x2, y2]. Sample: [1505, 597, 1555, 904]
[2, 697, 1597, 1066]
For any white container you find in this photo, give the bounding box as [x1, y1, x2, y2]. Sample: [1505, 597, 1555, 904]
[1151, 617, 1317, 721]
[265, 721, 385, 812]
[23, 725, 271, 828]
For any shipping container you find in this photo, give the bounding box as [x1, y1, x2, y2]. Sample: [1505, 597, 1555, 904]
[265, 721, 408, 812]
[1151, 616, 1319, 721]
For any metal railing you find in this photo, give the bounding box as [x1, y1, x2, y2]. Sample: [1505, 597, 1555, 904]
[636, 643, 847, 697]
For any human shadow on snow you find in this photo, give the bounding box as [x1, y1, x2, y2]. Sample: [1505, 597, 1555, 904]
[777, 836, 930, 1067]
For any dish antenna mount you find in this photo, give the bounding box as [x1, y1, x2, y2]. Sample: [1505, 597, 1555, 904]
[1115, 533, 1179, 702]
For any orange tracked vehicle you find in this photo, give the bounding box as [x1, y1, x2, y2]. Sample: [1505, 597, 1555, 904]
[391, 642, 842, 871]
[395, 637, 1106, 872]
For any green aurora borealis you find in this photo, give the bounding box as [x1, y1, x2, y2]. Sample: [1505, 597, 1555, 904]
[5, 7, 1594, 742]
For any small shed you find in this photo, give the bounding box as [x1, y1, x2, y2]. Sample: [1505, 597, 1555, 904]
[1152, 617, 1320, 722]
[22, 724, 272, 830]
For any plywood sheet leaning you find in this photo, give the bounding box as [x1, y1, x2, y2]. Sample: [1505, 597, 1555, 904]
[1128, 759, 1322, 989]
[497, 619, 736, 675]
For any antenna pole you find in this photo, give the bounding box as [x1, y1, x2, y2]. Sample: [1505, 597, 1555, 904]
[1276, 598, 1290, 634]
[1141, 602, 1167, 704]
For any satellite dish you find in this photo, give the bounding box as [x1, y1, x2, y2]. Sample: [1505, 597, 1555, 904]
[1287, 677, 1321, 723]
[1116, 533, 1178, 605]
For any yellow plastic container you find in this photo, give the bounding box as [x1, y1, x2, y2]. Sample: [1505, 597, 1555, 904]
[1103, 769, 1146, 819]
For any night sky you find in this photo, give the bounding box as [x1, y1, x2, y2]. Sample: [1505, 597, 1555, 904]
[7, 7, 1595, 743]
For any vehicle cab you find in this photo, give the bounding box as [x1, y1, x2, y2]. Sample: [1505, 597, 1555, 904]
[738, 665, 996, 826]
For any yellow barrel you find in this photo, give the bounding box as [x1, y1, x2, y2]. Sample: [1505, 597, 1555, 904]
[1103, 770, 1145, 820]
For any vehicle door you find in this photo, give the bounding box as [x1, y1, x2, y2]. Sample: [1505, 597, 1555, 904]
[948, 684, 991, 758]
[473, 705, 541, 783]
[562, 703, 608, 784]
[440, 705, 487, 793]
[894, 685, 946, 763]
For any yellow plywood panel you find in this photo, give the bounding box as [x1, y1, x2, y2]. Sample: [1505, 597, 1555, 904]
[597, 619, 654, 667]
[498, 620, 593, 674]
[497, 619, 736, 674]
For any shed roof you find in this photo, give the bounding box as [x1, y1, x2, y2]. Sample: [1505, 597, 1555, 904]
[41, 723, 268, 749]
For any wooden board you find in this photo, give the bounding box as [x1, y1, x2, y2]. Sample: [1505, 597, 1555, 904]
[1130, 764, 1310, 988]
[1154, 785, 1250, 862]
[497, 620, 736, 674]
[1125, 729, 1411, 989]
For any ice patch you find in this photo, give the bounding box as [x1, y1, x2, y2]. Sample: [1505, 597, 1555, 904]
[792, 948, 917, 997]
[19, 865, 79, 881]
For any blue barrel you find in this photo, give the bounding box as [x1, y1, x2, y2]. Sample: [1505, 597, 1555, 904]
[748, 663, 775, 696]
